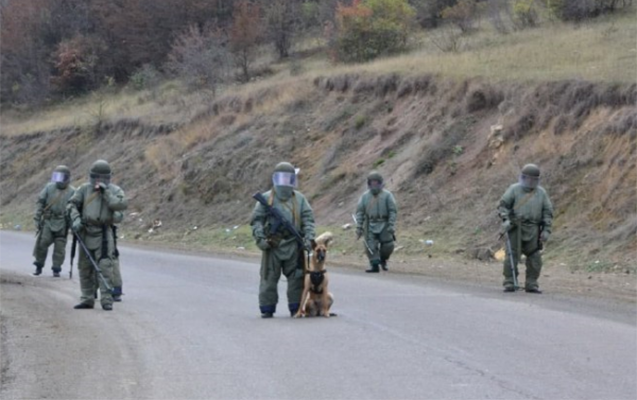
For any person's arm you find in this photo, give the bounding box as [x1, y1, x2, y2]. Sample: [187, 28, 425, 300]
[386, 192, 397, 234]
[104, 185, 128, 211]
[33, 186, 48, 230]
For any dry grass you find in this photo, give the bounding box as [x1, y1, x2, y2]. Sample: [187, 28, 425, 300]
[301, 11, 636, 83]
[0, 81, 215, 137]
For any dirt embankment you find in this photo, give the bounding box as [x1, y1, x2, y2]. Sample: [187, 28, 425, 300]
[1, 74, 635, 270]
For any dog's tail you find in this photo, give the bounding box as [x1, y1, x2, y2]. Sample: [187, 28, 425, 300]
[315, 231, 334, 247]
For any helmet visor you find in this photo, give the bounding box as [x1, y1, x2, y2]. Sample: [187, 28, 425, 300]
[520, 174, 539, 189]
[272, 171, 296, 187]
[90, 172, 111, 185]
[368, 179, 383, 190]
[51, 171, 69, 183]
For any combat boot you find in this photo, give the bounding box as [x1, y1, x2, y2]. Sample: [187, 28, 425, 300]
[32, 262, 43, 276]
[102, 304, 113, 311]
[112, 286, 123, 302]
[365, 261, 380, 273]
[52, 266, 61, 278]
[260, 305, 275, 318]
[380, 259, 389, 271]
[288, 303, 300, 317]
[74, 303, 94, 309]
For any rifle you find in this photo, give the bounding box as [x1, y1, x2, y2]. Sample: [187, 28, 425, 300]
[69, 234, 77, 279]
[351, 214, 374, 255]
[253, 192, 310, 252]
[71, 230, 113, 292]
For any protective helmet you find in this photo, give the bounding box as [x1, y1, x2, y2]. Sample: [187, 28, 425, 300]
[51, 165, 71, 188]
[367, 171, 384, 194]
[521, 164, 540, 177]
[272, 162, 296, 187]
[367, 171, 384, 185]
[90, 159, 112, 185]
[520, 163, 540, 189]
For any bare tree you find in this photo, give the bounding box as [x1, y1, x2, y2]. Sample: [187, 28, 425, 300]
[229, 0, 263, 82]
[165, 24, 230, 94]
[264, 0, 298, 59]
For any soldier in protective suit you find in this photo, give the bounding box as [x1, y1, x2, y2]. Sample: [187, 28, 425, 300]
[32, 165, 76, 277]
[498, 164, 553, 293]
[67, 160, 128, 311]
[251, 162, 315, 318]
[355, 171, 398, 273]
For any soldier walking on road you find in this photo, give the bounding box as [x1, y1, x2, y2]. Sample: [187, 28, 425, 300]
[32, 165, 75, 277]
[67, 160, 128, 311]
[355, 171, 398, 273]
[498, 164, 554, 294]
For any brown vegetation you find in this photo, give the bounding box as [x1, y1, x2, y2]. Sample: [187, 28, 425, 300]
[1, 73, 635, 272]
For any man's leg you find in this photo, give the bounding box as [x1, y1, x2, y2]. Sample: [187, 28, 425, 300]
[502, 230, 520, 291]
[32, 227, 54, 276]
[51, 231, 68, 277]
[75, 249, 96, 309]
[524, 241, 543, 293]
[111, 257, 123, 301]
[258, 252, 281, 317]
[282, 250, 304, 316]
[365, 234, 381, 273]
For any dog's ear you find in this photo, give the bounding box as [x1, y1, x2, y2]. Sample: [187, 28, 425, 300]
[311, 239, 317, 250]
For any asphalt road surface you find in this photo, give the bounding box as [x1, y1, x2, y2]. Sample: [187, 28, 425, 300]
[1, 231, 635, 400]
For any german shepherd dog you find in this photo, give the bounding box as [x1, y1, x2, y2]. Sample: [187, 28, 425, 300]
[295, 232, 334, 318]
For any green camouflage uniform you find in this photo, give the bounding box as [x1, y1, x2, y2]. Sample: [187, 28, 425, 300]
[33, 182, 75, 274]
[498, 181, 553, 291]
[355, 173, 398, 272]
[251, 186, 315, 317]
[68, 178, 127, 308]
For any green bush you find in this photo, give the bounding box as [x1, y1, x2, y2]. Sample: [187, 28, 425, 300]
[334, 0, 416, 62]
[512, 0, 540, 28]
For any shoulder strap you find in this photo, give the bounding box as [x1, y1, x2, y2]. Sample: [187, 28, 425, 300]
[84, 189, 100, 208]
[43, 188, 66, 212]
[513, 190, 536, 212]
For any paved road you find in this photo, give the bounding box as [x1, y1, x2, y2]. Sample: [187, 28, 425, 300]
[1, 231, 635, 400]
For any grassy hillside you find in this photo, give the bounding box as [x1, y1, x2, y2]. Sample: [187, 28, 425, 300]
[1, 12, 635, 274]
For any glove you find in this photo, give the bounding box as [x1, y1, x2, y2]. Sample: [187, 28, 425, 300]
[256, 238, 270, 251]
[500, 220, 511, 234]
[387, 227, 395, 235]
[96, 182, 108, 193]
[304, 238, 315, 252]
[72, 218, 83, 233]
[356, 228, 363, 240]
[540, 230, 550, 243]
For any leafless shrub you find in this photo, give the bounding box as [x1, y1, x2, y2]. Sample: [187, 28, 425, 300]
[430, 27, 465, 53]
[165, 25, 230, 94]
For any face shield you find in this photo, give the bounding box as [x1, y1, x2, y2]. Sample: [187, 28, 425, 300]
[368, 179, 384, 194]
[520, 174, 539, 189]
[51, 171, 70, 184]
[272, 171, 297, 188]
[90, 172, 111, 186]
